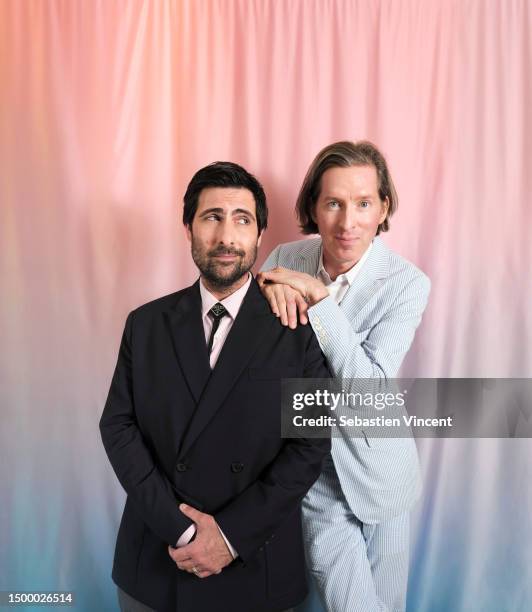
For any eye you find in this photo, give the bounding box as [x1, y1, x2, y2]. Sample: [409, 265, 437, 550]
[205, 214, 221, 221]
[236, 217, 251, 225]
[359, 200, 370, 208]
[328, 200, 340, 209]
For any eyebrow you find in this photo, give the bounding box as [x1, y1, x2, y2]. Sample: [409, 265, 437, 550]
[321, 194, 374, 200]
[199, 207, 256, 219]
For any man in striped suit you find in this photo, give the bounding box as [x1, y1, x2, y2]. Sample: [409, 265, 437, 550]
[257, 141, 430, 612]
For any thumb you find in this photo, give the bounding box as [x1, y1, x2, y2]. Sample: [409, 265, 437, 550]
[260, 269, 278, 279]
[179, 503, 203, 523]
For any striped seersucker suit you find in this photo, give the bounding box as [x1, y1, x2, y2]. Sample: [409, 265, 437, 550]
[260, 235, 431, 612]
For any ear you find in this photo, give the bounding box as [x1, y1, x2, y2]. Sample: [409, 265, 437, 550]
[257, 230, 263, 248]
[185, 224, 192, 243]
[379, 197, 389, 224]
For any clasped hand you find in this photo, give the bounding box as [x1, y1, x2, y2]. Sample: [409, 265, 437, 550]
[167, 504, 233, 579]
[256, 267, 329, 328]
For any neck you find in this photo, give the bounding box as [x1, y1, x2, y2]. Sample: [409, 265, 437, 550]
[322, 253, 359, 282]
[201, 273, 250, 300]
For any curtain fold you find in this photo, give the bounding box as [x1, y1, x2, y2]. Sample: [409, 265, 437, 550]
[1, 2, 530, 610]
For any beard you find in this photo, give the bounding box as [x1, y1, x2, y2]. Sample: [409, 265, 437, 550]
[191, 239, 258, 289]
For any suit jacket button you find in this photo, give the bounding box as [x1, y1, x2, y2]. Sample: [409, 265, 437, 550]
[176, 463, 188, 472]
[231, 462, 244, 473]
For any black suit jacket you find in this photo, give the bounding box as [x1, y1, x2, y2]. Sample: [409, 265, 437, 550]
[99, 278, 331, 612]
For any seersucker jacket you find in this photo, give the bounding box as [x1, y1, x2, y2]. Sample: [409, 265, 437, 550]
[260, 235, 431, 523]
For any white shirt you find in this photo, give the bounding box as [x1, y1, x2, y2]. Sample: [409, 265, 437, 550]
[317, 241, 373, 304]
[175, 274, 253, 557]
[199, 273, 253, 368]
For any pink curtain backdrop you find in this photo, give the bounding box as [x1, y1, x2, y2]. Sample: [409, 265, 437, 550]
[1, 2, 531, 610]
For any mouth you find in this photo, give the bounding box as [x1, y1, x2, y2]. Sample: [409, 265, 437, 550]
[210, 253, 240, 261]
[334, 236, 359, 246]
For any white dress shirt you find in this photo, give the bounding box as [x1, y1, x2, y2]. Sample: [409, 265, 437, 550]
[317, 241, 373, 304]
[199, 273, 253, 368]
[175, 273, 253, 557]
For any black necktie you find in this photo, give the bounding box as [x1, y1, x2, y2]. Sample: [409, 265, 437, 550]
[207, 303, 228, 354]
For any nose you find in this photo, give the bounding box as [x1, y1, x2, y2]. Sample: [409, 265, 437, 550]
[215, 217, 236, 245]
[338, 204, 357, 231]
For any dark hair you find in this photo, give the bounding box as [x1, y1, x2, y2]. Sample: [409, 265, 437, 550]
[183, 161, 268, 234]
[296, 140, 398, 235]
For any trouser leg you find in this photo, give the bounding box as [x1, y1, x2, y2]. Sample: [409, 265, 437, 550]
[363, 513, 410, 612]
[301, 465, 410, 612]
[117, 587, 156, 612]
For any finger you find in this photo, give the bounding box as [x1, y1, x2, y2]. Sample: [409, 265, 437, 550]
[294, 294, 309, 325]
[168, 545, 192, 563]
[176, 558, 201, 571]
[168, 545, 188, 562]
[257, 270, 275, 281]
[259, 268, 285, 281]
[194, 569, 215, 579]
[262, 285, 280, 317]
[274, 285, 288, 326]
[284, 288, 298, 329]
[179, 503, 204, 524]
[182, 560, 218, 576]
[170, 544, 197, 563]
[177, 558, 214, 573]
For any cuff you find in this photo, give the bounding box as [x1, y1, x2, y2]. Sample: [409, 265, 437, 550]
[216, 523, 238, 559]
[176, 524, 196, 547]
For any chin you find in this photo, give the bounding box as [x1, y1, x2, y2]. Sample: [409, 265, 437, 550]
[212, 261, 239, 273]
[334, 246, 360, 259]
[216, 269, 240, 282]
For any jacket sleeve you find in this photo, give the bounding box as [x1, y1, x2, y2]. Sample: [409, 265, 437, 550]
[99, 311, 193, 544]
[307, 273, 431, 379]
[214, 329, 331, 562]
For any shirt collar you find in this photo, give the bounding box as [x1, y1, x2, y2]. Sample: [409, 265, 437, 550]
[317, 240, 373, 286]
[199, 272, 253, 320]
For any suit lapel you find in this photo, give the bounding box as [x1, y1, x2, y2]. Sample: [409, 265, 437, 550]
[179, 278, 275, 458]
[163, 281, 212, 404]
[295, 237, 322, 276]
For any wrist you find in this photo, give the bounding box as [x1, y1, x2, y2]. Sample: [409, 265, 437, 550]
[307, 283, 329, 306]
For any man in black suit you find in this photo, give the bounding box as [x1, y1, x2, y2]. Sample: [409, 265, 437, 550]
[99, 162, 331, 612]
